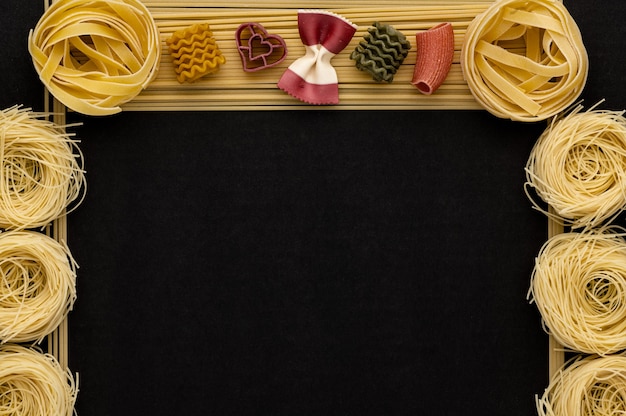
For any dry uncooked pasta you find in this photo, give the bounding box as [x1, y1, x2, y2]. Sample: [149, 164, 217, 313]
[28, 0, 161, 115]
[529, 228, 626, 356]
[525, 103, 626, 229]
[0, 344, 77, 416]
[537, 354, 626, 416]
[411, 22, 454, 95]
[0, 106, 85, 231]
[461, 0, 588, 121]
[0, 230, 77, 344]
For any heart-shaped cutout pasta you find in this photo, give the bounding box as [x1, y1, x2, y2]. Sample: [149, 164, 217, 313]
[248, 34, 276, 60]
[236, 23, 287, 72]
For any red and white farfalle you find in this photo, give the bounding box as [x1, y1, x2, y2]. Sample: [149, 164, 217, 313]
[278, 10, 357, 105]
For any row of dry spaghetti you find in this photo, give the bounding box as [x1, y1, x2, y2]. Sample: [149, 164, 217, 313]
[27, 0, 475, 114]
[0, 106, 85, 415]
[28, 0, 472, 115]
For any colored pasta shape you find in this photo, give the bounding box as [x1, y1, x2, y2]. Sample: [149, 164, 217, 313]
[525, 103, 626, 229]
[411, 23, 454, 94]
[537, 354, 626, 416]
[278, 10, 358, 105]
[529, 228, 626, 356]
[28, 0, 160, 116]
[235, 22, 287, 72]
[166, 23, 226, 83]
[0, 344, 77, 416]
[350, 22, 411, 83]
[0, 106, 85, 231]
[461, 0, 588, 121]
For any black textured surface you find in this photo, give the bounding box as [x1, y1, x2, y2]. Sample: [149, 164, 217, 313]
[2, 1, 625, 415]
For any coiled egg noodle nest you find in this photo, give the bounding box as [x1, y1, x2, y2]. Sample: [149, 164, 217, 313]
[0, 106, 85, 231]
[525, 104, 626, 230]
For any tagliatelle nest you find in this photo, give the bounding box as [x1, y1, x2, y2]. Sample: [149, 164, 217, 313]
[166, 23, 226, 83]
[28, 0, 161, 116]
[461, 0, 588, 121]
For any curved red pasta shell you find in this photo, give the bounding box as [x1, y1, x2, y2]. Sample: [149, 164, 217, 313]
[411, 22, 454, 95]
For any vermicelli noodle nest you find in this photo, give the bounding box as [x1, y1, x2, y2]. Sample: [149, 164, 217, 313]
[537, 354, 626, 416]
[0, 230, 77, 344]
[529, 228, 626, 356]
[525, 104, 626, 229]
[0, 344, 77, 416]
[0, 106, 85, 231]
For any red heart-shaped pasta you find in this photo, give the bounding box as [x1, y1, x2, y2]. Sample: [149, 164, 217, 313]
[236, 23, 287, 72]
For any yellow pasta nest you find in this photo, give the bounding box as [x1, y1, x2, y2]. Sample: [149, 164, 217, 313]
[28, 0, 161, 116]
[537, 354, 626, 416]
[166, 23, 226, 83]
[461, 0, 588, 121]
[0, 345, 77, 416]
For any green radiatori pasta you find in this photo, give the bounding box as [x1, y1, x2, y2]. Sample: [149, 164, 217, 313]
[0, 344, 77, 416]
[529, 227, 626, 356]
[0, 230, 77, 344]
[537, 354, 626, 416]
[0, 106, 85, 231]
[525, 103, 626, 230]
[350, 22, 411, 83]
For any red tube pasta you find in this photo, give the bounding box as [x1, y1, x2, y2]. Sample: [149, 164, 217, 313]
[411, 23, 454, 95]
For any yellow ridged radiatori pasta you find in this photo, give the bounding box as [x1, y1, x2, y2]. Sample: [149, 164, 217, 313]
[0, 344, 77, 416]
[537, 353, 626, 416]
[525, 103, 626, 230]
[166, 23, 226, 83]
[528, 227, 626, 356]
[28, 0, 161, 116]
[0, 106, 85, 231]
[461, 0, 588, 121]
[0, 230, 77, 344]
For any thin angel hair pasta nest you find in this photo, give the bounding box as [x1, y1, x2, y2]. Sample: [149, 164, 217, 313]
[525, 103, 626, 230]
[529, 227, 626, 356]
[537, 353, 626, 416]
[0, 230, 77, 344]
[0, 344, 77, 416]
[0, 106, 85, 231]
